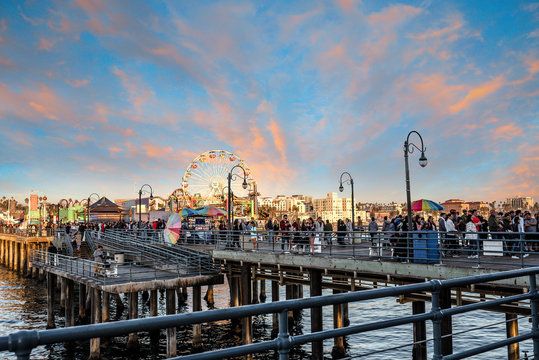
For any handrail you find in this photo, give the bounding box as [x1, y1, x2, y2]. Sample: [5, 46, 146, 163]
[1, 266, 539, 359]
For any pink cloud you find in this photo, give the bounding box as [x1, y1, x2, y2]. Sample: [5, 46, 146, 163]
[112, 66, 154, 114]
[142, 143, 174, 158]
[0, 55, 14, 67]
[450, 75, 506, 113]
[367, 5, 422, 26]
[38, 38, 58, 51]
[490, 122, 523, 140]
[108, 146, 122, 152]
[66, 79, 89, 87]
[410, 21, 463, 40]
[337, 0, 360, 13]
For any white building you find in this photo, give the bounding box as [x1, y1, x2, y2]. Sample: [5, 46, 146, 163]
[313, 193, 352, 224]
[505, 196, 534, 210]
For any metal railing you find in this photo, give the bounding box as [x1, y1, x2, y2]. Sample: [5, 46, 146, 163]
[0, 227, 54, 237]
[1, 266, 539, 359]
[175, 229, 539, 268]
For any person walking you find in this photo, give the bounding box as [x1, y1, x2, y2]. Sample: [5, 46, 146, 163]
[368, 217, 379, 256]
[465, 215, 479, 258]
[324, 220, 333, 248]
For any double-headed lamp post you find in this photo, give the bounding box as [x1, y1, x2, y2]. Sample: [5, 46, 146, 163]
[339, 172, 355, 231]
[87, 193, 100, 223]
[227, 165, 248, 231]
[404, 130, 428, 231]
[138, 184, 153, 223]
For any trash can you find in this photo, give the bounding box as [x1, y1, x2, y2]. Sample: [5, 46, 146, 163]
[114, 253, 125, 264]
[414, 232, 439, 264]
[413, 233, 428, 263]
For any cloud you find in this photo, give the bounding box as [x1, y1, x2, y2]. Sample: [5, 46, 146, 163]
[0, 55, 14, 67]
[366, 4, 422, 26]
[450, 75, 506, 113]
[38, 38, 58, 51]
[112, 67, 154, 114]
[66, 79, 89, 87]
[490, 122, 523, 140]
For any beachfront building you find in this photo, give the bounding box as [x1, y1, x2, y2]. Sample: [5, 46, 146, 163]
[313, 192, 352, 224]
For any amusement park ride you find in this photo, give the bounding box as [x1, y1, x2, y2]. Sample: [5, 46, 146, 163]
[168, 150, 258, 216]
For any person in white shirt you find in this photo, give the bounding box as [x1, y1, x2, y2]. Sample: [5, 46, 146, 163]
[465, 215, 478, 259]
[445, 213, 459, 256]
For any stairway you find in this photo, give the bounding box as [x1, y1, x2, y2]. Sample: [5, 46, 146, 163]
[77, 241, 92, 259]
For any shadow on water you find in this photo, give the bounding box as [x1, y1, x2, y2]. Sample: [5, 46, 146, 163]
[0, 266, 536, 359]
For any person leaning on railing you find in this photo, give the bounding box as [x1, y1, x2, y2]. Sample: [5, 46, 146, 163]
[524, 212, 538, 252]
[93, 245, 105, 276]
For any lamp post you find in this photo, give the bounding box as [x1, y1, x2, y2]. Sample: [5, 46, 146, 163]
[221, 186, 233, 223]
[403, 130, 428, 231]
[339, 172, 355, 231]
[227, 165, 248, 232]
[138, 184, 153, 224]
[87, 193, 100, 223]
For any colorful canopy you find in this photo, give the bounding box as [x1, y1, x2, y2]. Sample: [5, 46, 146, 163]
[163, 213, 182, 245]
[180, 208, 199, 217]
[195, 206, 228, 217]
[411, 199, 445, 212]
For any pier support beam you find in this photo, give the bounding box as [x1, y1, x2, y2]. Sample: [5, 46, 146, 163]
[89, 288, 101, 360]
[150, 289, 159, 345]
[331, 288, 345, 359]
[127, 292, 139, 350]
[260, 279, 267, 303]
[241, 264, 252, 345]
[166, 288, 177, 357]
[204, 285, 215, 307]
[46, 273, 56, 329]
[310, 269, 323, 360]
[60, 277, 66, 309]
[440, 289, 453, 356]
[102, 292, 110, 323]
[252, 276, 259, 304]
[193, 285, 202, 350]
[65, 279, 75, 327]
[506, 313, 519, 360]
[78, 283, 87, 323]
[272, 277, 279, 337]
[412, 301, 427, 360]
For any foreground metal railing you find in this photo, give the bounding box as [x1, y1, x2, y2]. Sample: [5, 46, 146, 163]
[1, 267, 539, 359]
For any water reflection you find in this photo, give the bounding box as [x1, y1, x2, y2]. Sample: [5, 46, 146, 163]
[0, 266, 535, 359]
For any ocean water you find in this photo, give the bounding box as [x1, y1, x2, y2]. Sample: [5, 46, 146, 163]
[0, 266, 534, 359]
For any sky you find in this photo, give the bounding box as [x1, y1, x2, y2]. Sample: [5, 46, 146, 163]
[0, 0, 538, 204]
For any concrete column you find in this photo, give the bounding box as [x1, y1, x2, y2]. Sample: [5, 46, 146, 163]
[412, 301, 427, 360]
[127, 292, 139, 350]
[78, 283, 87, 323]
[192, 285, 202, 350]
[46, 273, 56, 329]
[259, 279, 267, 303]
[204, 285, 215, 307]
[310, 269, 323, 360]
[332, 288, 345, 359]
[65, 279, 75, 327]
[440, 289, 453, 356]
[166, 288, 177, 357]
[241, 264, 252, 345]
[506, 313, 519, 360]
[89, 288, 101, 359]
[102, 292, 110, 323]
[271, 276, 280, 337]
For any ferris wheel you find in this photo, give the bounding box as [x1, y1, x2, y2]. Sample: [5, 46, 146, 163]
[181, 150, 255, 205]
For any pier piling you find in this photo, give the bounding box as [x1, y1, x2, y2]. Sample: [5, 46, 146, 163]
[166, 288, 177, 357]
[506, 313, 519, 360]
[46, 273, 56, 329]
[310, 269, 323, 360]
[412, 301, 427, 360]
[127, 292, 139, 350]
[89, 287, 101, 360]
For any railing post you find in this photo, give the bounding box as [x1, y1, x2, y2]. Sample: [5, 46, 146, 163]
[7, 330, 38, 360]
[530, 274, 539, 357]
[277, 309, 291, 360]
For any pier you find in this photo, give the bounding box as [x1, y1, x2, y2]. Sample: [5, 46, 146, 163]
[1, 228, 539, 359]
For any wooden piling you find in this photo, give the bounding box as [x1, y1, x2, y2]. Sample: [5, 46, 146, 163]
[331, 288, 345, 359]
[259, 279, 267, 303]
[20, 243, 27, 276]
[252, 278, 259, 304]
[46, 273, 56, 329]
[310, 269, 323, 360]
[166, 288, 177, 357]
[412, 301, 427, 360]
[102, 292, 110, 323]
[60, 277, 66, 309]
[440, 289, 453, 356]
[65, 279, 75, 327]
[127, 292, 139, 350]
[271, 276, 280, 337]
[506, 313, 519, 360]
[89, 288, 101, 360]
[192, 285, 202, 350]
[78, 283, 87, 323]
[240, 264, 252, 345]
[204, 285, 215, 307]
[150, 289, 159, 346]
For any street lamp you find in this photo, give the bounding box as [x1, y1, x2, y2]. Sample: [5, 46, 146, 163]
[339, 172, 355, 231]
[138, 184, 153, 223]
[87, 193, 100, 223]
[403, 130, 428, 231]
[227, 165, 248, 231]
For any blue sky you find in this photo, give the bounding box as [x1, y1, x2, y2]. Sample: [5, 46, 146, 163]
[0, 0, 537, 204]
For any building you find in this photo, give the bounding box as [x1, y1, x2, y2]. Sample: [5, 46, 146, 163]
[466, 201, 490, 216]
[440, 199, 469, 214]
[313, 193, 352, 224]
[505, 196, 534, 210]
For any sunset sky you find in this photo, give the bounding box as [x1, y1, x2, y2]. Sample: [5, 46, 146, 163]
[0, 0, 537, 204]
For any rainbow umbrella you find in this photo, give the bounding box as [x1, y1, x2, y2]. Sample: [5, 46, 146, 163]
[196, 206, 228, 217]
[181, 208, 199, 217]
[410, 199, 445, 212]
[164, 213, 182, 245]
